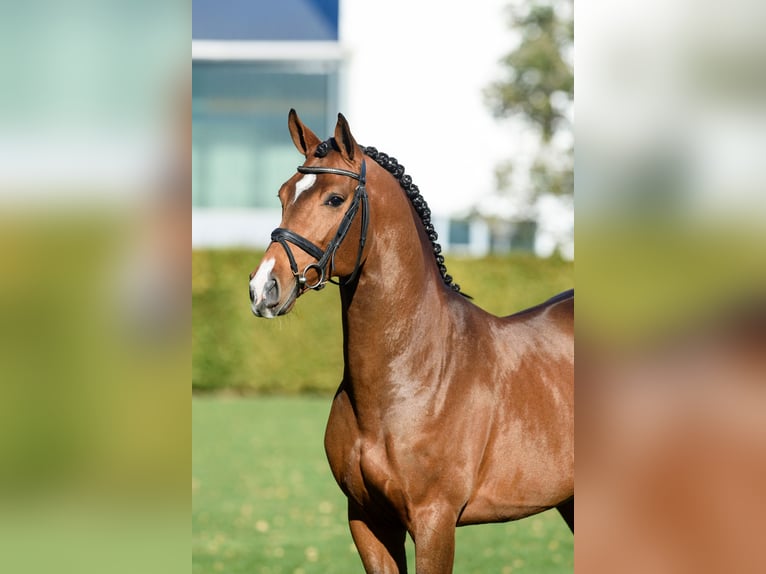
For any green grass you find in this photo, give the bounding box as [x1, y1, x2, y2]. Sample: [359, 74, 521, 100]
[192, 250, 573, 393]
[192, 396, 574, 573]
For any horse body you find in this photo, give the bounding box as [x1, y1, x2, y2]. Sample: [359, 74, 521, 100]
[250, 111, 573, 572]
[326, 297, 574, 516]
[324, 171, 573, 571]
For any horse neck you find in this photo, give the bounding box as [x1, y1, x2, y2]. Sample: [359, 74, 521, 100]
[339, 175, 451, 407]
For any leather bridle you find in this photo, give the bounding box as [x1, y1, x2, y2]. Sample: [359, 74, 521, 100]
[270, 159, 369, 291]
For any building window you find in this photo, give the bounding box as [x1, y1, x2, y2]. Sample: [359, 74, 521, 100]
[192, 61, 339, 209]
[449, 220, 471, 247]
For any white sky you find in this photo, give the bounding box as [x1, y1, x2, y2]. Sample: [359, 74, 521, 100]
[339, 0, 539, 218]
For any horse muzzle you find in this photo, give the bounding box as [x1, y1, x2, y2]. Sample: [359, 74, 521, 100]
[249, 258, 297, 318]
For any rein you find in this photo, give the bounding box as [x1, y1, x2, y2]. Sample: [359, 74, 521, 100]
[270, 160, 369, 291]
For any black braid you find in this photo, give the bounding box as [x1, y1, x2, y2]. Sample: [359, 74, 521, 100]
[313, 138, 464, 295]
[364, 146, 467, 294]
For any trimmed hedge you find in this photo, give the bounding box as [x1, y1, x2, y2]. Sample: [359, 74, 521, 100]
[192, 250, 573, 394]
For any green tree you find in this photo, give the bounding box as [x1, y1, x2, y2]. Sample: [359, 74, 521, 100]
[485, 0, 573, 200]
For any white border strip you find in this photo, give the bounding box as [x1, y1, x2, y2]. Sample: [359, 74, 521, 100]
[192, 40, 344, 62]
[192, 208, 282, 248]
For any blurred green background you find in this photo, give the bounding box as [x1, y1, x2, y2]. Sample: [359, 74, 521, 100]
[193, 250, 574, 394]
[192, 249, 574, 572]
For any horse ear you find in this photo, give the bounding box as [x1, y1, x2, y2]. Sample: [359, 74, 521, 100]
[288, 109, 321, 156]
[334, 113, 357, 162]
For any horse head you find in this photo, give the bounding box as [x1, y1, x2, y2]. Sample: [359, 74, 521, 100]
[249, 110, 369, 318]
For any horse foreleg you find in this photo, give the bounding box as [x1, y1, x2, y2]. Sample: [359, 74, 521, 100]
[410, 504, 458, 573]
[556, 496, 574, 532]
[349, 500, 408, 573]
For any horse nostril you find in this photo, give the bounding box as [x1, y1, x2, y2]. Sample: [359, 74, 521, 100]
[249, 285, 255, 303]
[263, 278, 279, 307]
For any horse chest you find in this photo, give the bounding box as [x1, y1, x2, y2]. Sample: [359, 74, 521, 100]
[325, 392, 409, 515]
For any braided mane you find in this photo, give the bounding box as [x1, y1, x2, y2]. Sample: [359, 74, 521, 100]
[314, 139, 465, 296]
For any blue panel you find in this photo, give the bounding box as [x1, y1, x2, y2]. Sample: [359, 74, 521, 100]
[193, 0, 339, 41]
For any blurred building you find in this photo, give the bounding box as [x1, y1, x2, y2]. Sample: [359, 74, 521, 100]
[192, 0, 573, 258]
[192, 0, 341, 247]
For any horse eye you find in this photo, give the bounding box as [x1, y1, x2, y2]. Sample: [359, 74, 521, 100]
[325, 195, 345, 207]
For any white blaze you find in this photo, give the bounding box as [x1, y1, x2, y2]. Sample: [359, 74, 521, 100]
[250, 257, 276, 304]
[293, 173, 316, 203]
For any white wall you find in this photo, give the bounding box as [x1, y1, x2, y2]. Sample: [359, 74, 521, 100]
[192, 209, 281, 248]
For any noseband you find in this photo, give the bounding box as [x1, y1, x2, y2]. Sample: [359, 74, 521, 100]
[270, 160, 369, 291]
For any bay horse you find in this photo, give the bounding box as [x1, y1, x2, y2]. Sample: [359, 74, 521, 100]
[249, 110, 574, 573]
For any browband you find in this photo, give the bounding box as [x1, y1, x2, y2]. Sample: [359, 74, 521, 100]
[297, 166, 361, 180]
